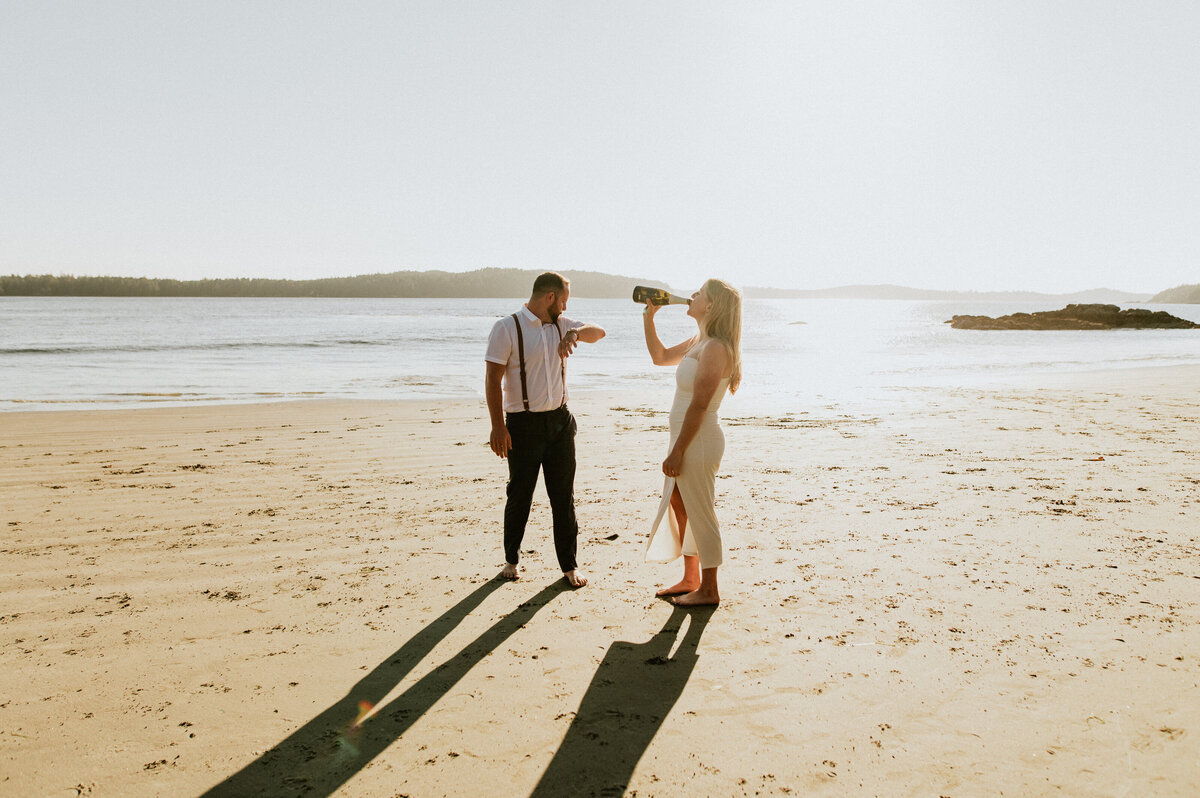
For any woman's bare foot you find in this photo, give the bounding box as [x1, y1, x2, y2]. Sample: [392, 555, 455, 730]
[564, 569, 588, 588]
[500, 563, 520, 580]
[671, 588, 719, 607]
[655, 579, 700, 597]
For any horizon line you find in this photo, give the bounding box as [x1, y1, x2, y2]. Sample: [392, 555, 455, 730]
[0, 268, 1175, 297]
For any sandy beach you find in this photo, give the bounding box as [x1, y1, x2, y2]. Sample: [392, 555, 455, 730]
[2, 368, 1198, 797]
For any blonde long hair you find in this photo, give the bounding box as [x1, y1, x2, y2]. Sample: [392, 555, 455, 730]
[701, 278, 742, 393]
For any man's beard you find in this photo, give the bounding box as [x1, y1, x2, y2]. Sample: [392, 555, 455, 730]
[548, 309, 560, 323]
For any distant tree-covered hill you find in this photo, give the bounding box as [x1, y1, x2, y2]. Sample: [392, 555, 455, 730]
[0, 268, 668, 299]
[741, 283, 1153, 302]
[1150, 283, 1200, 303]
[4, 270, 1180, 302]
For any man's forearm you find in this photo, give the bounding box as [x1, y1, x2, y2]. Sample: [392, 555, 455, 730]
[485, 376, 505, 428]
[574, 324, 606, 344]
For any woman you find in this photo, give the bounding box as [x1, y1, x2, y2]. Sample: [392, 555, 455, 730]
[642, 278, 742, 606]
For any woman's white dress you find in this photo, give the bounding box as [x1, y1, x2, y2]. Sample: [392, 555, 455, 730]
[645, 353, 730, 568]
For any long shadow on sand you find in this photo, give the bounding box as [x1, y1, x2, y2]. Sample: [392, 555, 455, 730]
[530, 605, 713, 797]
[201, 578, 568, 797]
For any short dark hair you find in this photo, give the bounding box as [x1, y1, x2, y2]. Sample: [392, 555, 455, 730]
[531, 271, 568, 297]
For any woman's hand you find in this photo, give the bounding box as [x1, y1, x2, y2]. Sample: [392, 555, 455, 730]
[662, 448, 683, 478]
[643, 300, 659, 321]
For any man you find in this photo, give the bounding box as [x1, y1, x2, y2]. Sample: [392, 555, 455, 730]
[485, 272, 606, 587]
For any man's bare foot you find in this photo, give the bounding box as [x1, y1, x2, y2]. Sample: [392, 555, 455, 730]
[563, 569, 588, 588]
[655, 579, 700, 597]
[500, 563, 520, 580]
[671, 588, 719, 607]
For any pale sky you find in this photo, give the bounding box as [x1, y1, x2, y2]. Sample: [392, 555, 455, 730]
[2, 2, 1198, 293]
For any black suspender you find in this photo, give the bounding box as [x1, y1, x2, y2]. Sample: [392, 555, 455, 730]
[555, 320, 565, 407]
[511, 313, 531, 412]
[510, 313, 566, 412]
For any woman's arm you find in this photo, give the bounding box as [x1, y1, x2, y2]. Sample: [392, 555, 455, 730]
[643, 302, 697, 366]
[661, 342, 731, 478]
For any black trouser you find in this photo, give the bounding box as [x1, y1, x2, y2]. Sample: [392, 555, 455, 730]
[504, 405, 578, 572]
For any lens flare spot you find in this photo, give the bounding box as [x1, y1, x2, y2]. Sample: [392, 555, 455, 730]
[352, 700, 375, 729]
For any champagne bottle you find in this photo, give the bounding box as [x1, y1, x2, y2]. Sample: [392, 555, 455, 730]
[632, 285, 690, 306]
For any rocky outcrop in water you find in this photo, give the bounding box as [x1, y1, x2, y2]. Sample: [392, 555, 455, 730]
[948, 304, 1200, 330]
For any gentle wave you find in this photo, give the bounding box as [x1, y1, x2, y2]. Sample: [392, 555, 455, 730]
[1, 339, 393, 356]
[5, 395, 224, 404]
[875, 351, 1200, 376]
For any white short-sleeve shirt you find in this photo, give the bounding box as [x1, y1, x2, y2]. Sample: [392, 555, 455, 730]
[485, 306, 585, 413]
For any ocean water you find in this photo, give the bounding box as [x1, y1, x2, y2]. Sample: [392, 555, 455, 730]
[2, 296, 1199, 414]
